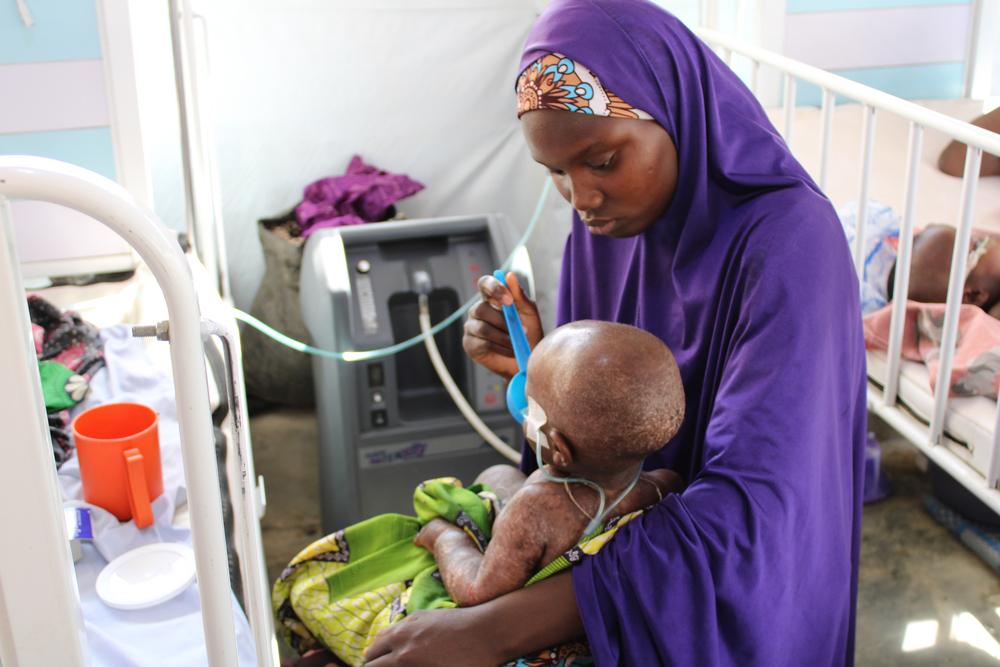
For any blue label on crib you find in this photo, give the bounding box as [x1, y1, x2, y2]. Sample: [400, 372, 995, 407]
[64, 507, 93, 540]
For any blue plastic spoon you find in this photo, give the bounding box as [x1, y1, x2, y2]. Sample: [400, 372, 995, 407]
[493, 270, 531, 423]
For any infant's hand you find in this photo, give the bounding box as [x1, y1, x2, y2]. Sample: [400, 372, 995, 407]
[414, 518, 452, 551]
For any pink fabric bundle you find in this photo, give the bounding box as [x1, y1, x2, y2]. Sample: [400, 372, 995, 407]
[864, 301, 1000, 398]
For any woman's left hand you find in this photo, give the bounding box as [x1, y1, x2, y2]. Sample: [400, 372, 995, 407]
[364, 608, 504, 666]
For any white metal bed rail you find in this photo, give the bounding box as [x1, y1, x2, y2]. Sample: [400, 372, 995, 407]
[0, 156, 246, 665]
[697, 29, 1000, 514]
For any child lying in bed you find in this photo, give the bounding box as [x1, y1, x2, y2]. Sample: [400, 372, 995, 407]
[887, 224, 1000, 319]
[853, 218, 1000, 400]
[413, 319, 685, 606]
[840, 201, 1000, 318]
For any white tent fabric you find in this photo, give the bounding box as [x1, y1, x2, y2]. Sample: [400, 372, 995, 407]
[203, 0, 572, 329]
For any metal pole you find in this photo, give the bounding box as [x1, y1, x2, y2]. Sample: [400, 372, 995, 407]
[168, 0, 221, 293]
[819, 88, 834, 192]
[854, 105, 877, 279]
[0, 196, 88, 665]
[782, 73, 796, 145]
[884, 123, 923, 406]
[930, 147, 983, 445]
[201, 319, 276, 665]
[0, 157, 240, 666]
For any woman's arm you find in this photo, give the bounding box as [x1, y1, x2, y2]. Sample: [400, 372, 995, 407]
[363, 573, 581, 666]
[938, 107, 1000, 177]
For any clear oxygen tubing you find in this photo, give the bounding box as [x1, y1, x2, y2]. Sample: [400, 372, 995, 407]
[230, 177, 553, 362]
[418, 293, 522, 464]
[526, 401, 642, 539]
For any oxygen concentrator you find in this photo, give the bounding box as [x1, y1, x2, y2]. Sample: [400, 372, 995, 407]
[300, 214, 532, 531]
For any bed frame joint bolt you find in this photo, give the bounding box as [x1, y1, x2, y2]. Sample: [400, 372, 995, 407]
[131, 321, 170, 341]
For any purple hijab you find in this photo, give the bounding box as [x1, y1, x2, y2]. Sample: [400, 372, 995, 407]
[518, 1, 866, 664]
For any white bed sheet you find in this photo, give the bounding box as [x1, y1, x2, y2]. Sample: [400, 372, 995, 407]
[766, 99, 1000, 231]
[58, 325, 256, 667]
[30, 256, 258, 665]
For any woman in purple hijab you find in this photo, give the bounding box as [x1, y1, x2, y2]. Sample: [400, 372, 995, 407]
[366, 1, 866, 664]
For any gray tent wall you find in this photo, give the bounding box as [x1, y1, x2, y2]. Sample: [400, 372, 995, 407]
[202, 0, 572, 333]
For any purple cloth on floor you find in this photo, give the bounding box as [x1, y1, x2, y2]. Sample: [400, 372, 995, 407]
[518, 1, 867, 665]
[294, 155, 424, 237]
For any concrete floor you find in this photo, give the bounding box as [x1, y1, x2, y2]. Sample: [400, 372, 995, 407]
[250, 408, 1000, 664]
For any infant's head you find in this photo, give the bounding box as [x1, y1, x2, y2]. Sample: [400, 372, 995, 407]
[523, 320, 684, 477]
[891, 224, 1000, 311]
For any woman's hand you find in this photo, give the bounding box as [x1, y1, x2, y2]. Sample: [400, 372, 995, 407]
[364, 573, 582, 666]
[364, 608, 504, 667]
[462, 272, 544, 380]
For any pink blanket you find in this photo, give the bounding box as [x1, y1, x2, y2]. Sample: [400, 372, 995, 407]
[864, 301, 1000, 398]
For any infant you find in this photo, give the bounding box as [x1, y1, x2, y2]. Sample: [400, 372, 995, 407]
[888, 224, 1000, 319]
[414, 319, 685, 606]
[839, 200, 1000, 319]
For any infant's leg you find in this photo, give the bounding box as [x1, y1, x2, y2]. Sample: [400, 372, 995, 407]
[475, 464, 526, 504]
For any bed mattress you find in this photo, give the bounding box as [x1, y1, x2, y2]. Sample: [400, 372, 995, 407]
[866, 349, 997, 476]
[767, 99, 1000, 231]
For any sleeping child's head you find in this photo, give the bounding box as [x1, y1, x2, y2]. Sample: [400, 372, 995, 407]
[522, 320, 685, 482]
[892, 224, 1000, 313]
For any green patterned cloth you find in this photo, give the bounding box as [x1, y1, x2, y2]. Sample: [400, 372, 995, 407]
[273, 477, 641, 666]
[38, 360, 86, 411]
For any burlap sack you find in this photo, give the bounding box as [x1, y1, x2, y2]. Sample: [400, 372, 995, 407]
[241, 221, 314, 407]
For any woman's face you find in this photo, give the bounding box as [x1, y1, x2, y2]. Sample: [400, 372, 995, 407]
[521, 109, 678, 238]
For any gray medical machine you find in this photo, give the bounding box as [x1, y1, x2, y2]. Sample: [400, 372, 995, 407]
[301, 214, 532, 531]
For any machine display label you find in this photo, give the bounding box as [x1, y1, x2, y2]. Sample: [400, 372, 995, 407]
[362, 442, 428, 467]
[355, 274, 378, 335]
[359, 429, 515, 469]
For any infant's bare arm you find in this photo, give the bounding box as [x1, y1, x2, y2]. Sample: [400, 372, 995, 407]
[416, 484, 559, 607]
[474, 464, 527, 505]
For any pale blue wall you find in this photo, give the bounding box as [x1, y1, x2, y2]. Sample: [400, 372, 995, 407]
[786, 0, 972, 105]
[0, 0, 116, 179]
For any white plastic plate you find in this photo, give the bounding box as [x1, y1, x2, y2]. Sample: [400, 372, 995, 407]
[96, 543, 197, 610]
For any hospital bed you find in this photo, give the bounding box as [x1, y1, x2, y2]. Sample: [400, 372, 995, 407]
[0, 157, 276, 665]
[697, 29, 1000, 516]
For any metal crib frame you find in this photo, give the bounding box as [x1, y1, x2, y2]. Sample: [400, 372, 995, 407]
[698, 28, 1000, 513]
[0, 156, 274, 666]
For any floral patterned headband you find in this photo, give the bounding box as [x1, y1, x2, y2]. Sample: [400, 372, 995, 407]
[516, 53, 653, 120]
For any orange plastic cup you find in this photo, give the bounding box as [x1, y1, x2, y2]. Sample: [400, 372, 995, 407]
[72, 403, 163, 529]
